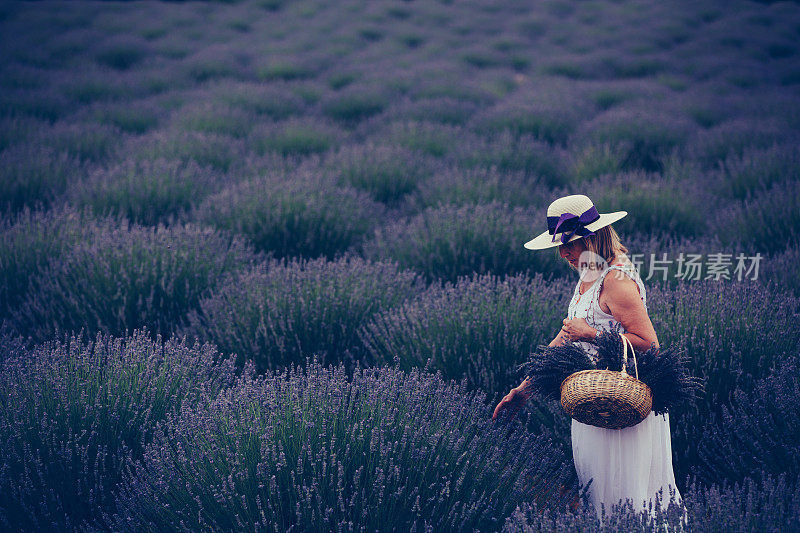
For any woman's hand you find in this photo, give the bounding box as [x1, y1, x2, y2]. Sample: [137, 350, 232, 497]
[492, 384, 530, 422]
[561, 317, 596, 341]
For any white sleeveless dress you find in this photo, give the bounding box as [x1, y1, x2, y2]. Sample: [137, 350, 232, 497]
[567, 256, 682, 519]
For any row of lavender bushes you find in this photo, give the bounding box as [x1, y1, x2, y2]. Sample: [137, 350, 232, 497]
[2, 202, 797, 348]
[0, 331, 574, 532]
[2, 326, 798, 531]
[4, 131, 799, 258]
[0, 330, 242, 532]
[4, 133, 798, 296]
[2, 208, 799, 438]
[506, 472, 800, 532]
[4, 174, 797, 299]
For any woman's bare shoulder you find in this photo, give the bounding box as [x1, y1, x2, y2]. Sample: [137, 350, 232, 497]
[598, 261, 642, 311]
[603, 254, 639, 285]
[602, 269, 640, 293]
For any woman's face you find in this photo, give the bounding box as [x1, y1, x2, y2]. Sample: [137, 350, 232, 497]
[558, 239, 588, 268]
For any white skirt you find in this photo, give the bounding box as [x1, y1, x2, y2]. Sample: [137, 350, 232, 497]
[572, 411, 682, 519]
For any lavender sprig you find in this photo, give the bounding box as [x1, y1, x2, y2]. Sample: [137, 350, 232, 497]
[521, 341, 595, 401]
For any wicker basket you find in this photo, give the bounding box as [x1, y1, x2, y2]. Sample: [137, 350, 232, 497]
[560, 332, 652, 430]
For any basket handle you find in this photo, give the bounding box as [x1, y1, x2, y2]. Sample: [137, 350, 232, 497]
[620, 332, 639, 380]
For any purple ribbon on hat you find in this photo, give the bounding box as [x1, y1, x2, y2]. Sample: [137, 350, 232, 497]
[547, 206, 600, 244]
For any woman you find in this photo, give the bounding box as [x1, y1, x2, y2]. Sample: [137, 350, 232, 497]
[492, 194, 682, 520]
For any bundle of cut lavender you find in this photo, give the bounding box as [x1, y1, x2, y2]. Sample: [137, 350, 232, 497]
[520, 341, 594, 401]
[594, 331, 703, 414]
[521, 331, 703, 415]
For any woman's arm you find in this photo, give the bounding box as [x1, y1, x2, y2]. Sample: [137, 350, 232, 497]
[549, 328, 569, 347]
[600, 273, 660, 352]
[513, 329, 568, 399]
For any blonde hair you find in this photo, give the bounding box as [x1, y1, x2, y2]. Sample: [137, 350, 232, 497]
[558, 225, 629, 272]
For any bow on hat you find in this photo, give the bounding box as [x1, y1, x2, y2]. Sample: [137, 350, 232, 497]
[547, 206, 600, 245]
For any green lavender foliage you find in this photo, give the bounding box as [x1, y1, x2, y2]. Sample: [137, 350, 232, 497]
[648, 281, 800, 399]
[207, 80, 306, 120]
[567, 141, 629, 183]
[0, 207, 116, 323]
[322, 143, 434, 205]
[67, 158, 222, 226]
[320, 83, 391, 124]
[715, 143, 800, 200]
[472, 99, 584, 146]
[648, 281, 800, 483]
[30, 121, 121, 162]
[185, 257, 425, 373]
[574, 105, 693, 173]
[585, 171, 709, 238]
[380, 120, 463, 158]
[0, 330, 242, 532]
[360, 273, 570, 405]
[125, 130, 244, 172]
[451, 133, 568, 186]
[719, 180, 800, 254]
[760, 244, 800, 298]
[172, 100, 254, 139]
[193, 174, 384, 259]
[363, 202, 570, 283]
[505, 472, 800, 532]
[0, 144, 83, 215]
[408, 166, 551, 211]
[12, 221, 257, 342]
[104, 362, 572, 532]
[697, 358, 800, 487]
[250, 117, 344, 156]
[686, 118, 790, 170]
[90, 99, 161, 134]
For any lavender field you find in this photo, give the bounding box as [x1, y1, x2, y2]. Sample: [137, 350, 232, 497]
[1, 0, 799, 530]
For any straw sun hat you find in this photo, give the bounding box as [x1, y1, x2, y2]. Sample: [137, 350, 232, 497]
[524, 194, 627, 250]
